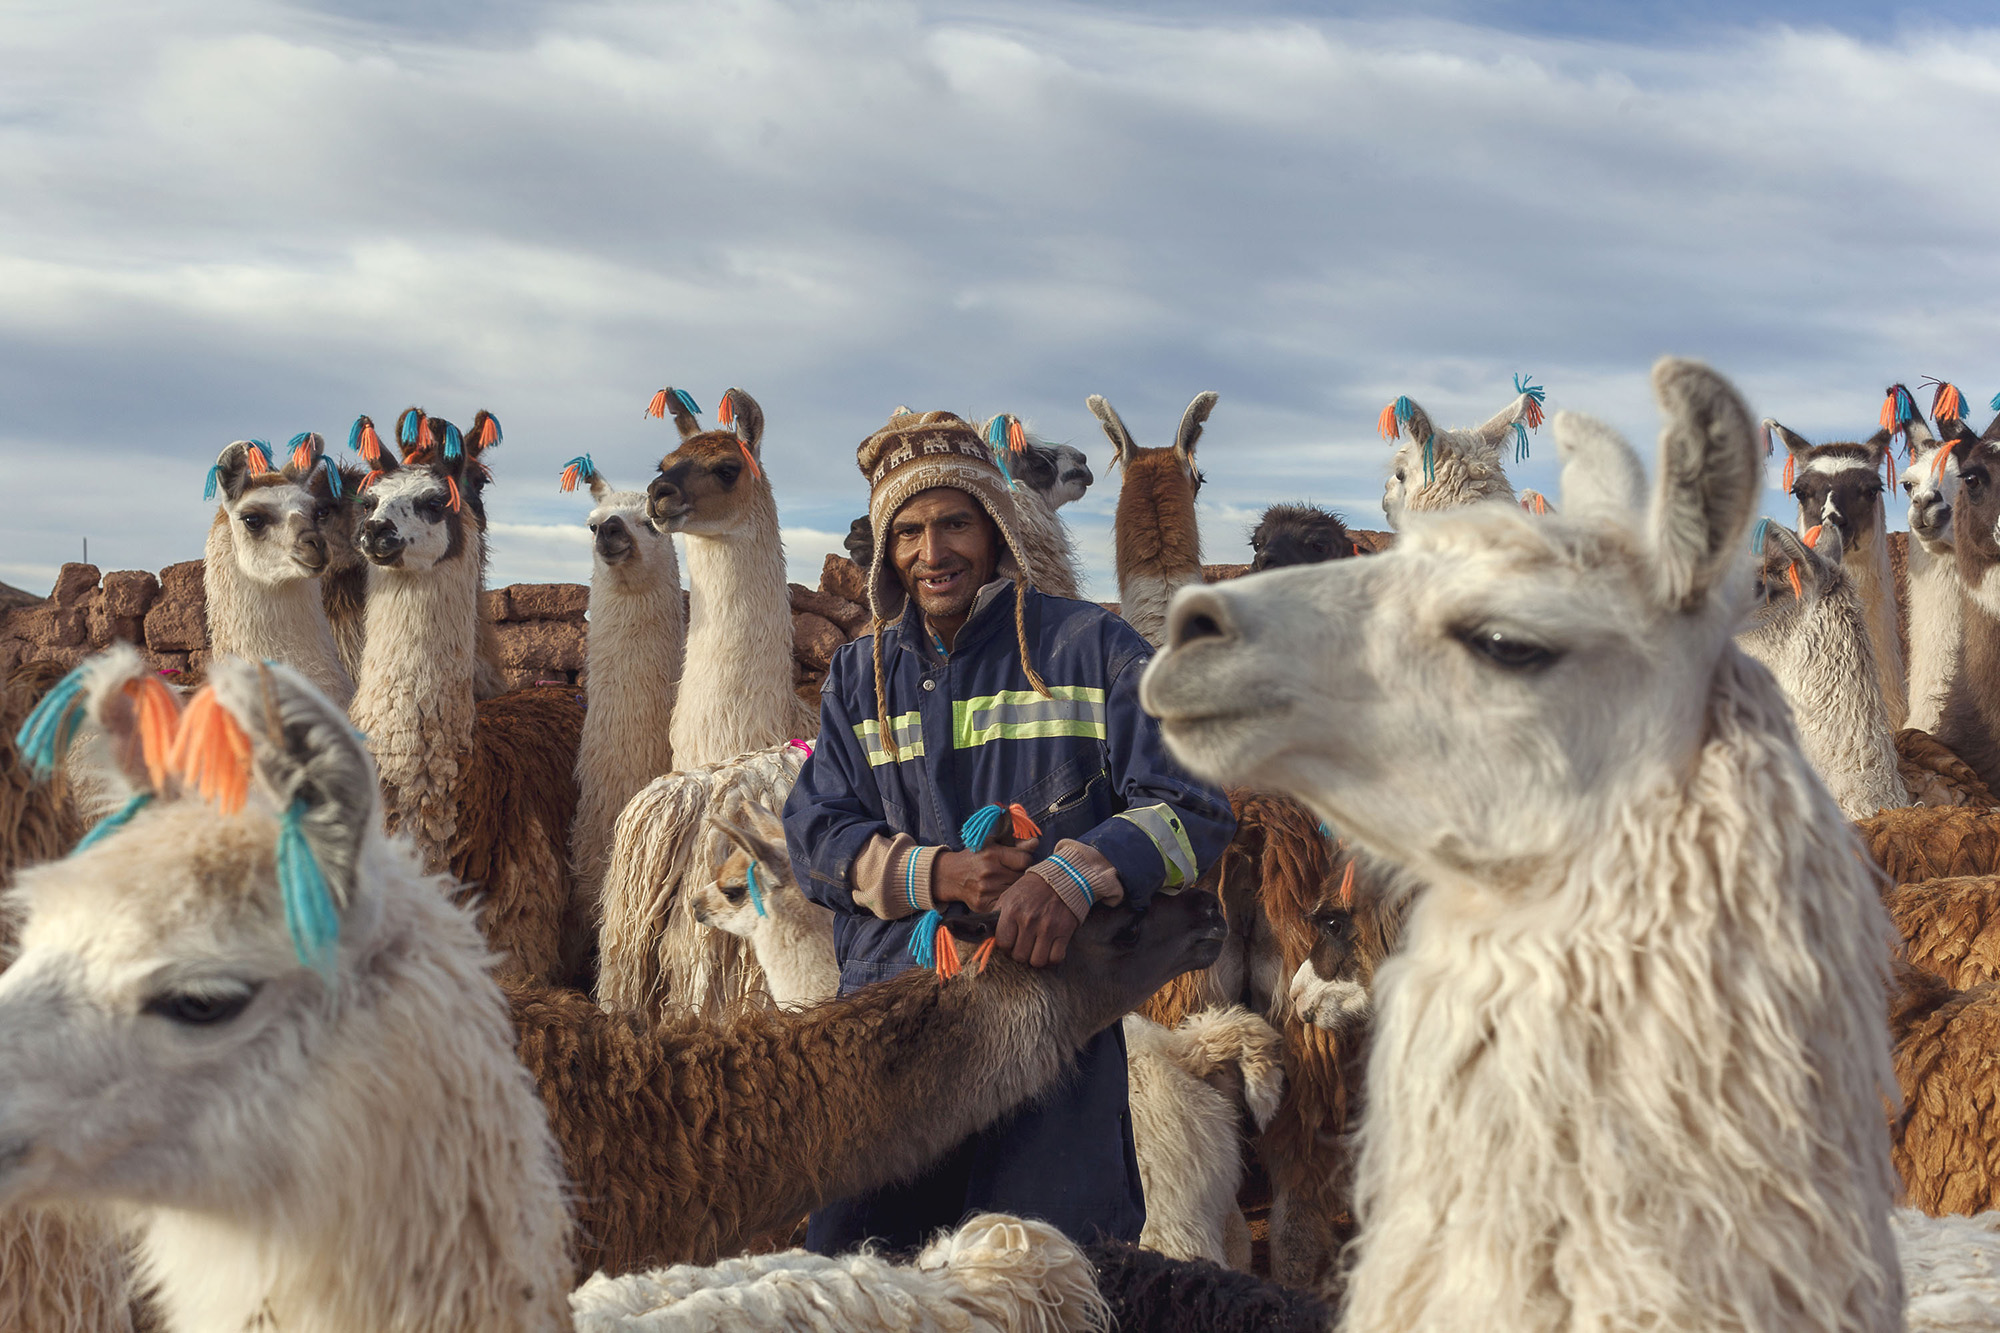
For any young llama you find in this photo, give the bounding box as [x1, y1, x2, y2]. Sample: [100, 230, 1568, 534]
[346, 408, 587, 984]
[1143, 358, 1904, 1332]
[200, 435, 355, 708]
[1092, 390, 1218, 646]
[0, 648, 1222, 1328]
[1738, 519, 1909, 818]
[1771, 404, 1908, 728]
[1376, 379, 1547, 528]
[559, 455, 685, 921]
[1898, 383, 1971, 735]
[1935, 409, 2000, 799]
[982, 413, 1092, 599]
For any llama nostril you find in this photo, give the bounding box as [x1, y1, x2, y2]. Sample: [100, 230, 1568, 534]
[1167, 592, 1235, 650]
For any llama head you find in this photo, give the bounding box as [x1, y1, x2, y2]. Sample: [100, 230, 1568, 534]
[645, 386, 769, 536]
[557, 455, 677, 592]
[692, 797, 793, 939]
[1770, 417, 1894, 556]
[1946, 412, 2000, 611]
[1090, 391, 1213, 492]
[0, 651, 391, 1216]
[1738, 518, 1850, 645]
[1142, 358, 1762, 882]
[1904, 420, 1972, 554]
[1092, 391, 1217, 578]
[1287, 851, 1410, 1039]
[351, 409, 496, 572]
[1378, 388, 1540, 528]
[1249, 502, 1355, 572]
[209, 437, 351, 586]
[983, 417, 1094, 510]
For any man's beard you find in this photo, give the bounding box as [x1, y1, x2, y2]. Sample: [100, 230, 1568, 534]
[910, 560, 980, 620]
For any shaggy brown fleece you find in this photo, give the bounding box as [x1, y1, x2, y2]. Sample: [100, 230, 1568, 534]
[1856, 806, 2000, 884]
[1, 659, 84, 892]
[1886, 876, 2000, 990]
[1113, 450, 1202, 590]
[1890, 966, 2000, 1215]
[453, 685, 587, 986]
[1894, 728, 1998, 808]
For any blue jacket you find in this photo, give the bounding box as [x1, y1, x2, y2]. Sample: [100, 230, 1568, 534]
[783, 580, 1237, 994]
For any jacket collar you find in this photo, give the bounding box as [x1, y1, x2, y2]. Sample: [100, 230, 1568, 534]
[896, 578, 1017, 664]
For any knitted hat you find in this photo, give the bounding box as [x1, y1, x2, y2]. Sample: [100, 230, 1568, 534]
[855, 410, 1049, 756]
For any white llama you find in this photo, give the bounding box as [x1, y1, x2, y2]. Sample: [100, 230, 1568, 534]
[1377, 383, 1549, 528]
[201, 435, 354, 708]
[1903, 416, 1967, 735]
[982, 414, 1092, 600]
[1739, 520, 1910, 818]
[562, 456, 685, 916]
[689, 793, 839, 1009]
[1142, 358, 1905, 1333]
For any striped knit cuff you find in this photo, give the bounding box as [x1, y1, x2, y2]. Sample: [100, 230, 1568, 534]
[1029, 839, 1124, 922]
[899, 843, 941, 916]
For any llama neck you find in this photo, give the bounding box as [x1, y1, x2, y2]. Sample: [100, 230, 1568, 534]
[573, 558, 686, 895]
[321, 560, 370, 688]
[139, 857, 571, 1333]
[348, 543, 481, 873]
[1739, 596, 1907, 818]
[1844, 523, 1907, 729]
[750, 905, 839, 1008]
[1010, 491, 1083, 601]
[203, 517, 354, 710]
[670, 490, 800, 768]
[1939, 563, 2000, 795]
[1342, 652, 1900, 1333]
[1905, 537, 1961, 735]
[1115, 459, 1202, 647]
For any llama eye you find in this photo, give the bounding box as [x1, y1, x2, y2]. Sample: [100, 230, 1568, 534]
[143, 984, 259, 1026]
[313, 504, 332, 523]
[1903, 483, 1914, 497]
[418, 499, 445, 521]
[716, 465, 741, 485]
[1314, 911, 1354, 942]
[239, 514, 266, 534]
[1394, 469, 1406, 484]
[1455, 626, 1560, 672]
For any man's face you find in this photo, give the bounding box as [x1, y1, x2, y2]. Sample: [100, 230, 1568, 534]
[891, 488, 999, 626]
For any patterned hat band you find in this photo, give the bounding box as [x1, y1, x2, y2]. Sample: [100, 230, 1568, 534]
[865, 431, 998, 488]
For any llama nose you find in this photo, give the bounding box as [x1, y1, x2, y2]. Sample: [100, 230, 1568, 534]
[646, 475, 683, 525]
[362, 519, 403, 556]
[595, 515, 634, 560]
[1165, 588, 1237, 652]
[295, 532, 328, 570]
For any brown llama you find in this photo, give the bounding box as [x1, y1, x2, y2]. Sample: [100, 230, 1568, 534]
[1885, 876, 2000, 990]
[1249, 503, 1356, 573]
[1856, 806, 2000, 884]
[1092, 391, 1217, 646]
[1890, 967, 2000, 1216]
[346, 408, 587, 985]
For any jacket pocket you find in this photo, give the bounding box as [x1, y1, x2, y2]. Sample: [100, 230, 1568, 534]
[1023, 758, 1110, 848]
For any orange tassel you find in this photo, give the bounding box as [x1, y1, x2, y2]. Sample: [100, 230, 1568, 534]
[1880, 393, 1896, 429]
[1338, 859, 1355, 909]
[738, 439, 762, 480]
[934, 925, 961, 979]
[970, 938, 996, 975]
[1782, 454, 1795, 490]
[1376, 403, 1398, 440]
[1786, 563, 1803, 599]
[1520, 397, 1545, 430]
[289, 438, 317, 470]
[168, 688, 252, 816]
[1007, 803, 1041, 841]
[645, 389, 669, 419]
[123, 675, 183, 790]
[245, 443, 272, 473]
[1936, 382, 1965, 423]
[357, 422, 384, 463]
[1934, 437, 1959, 481]
[1803, 523, 1822, 548]
[1007, 418, 1027, 451]
[1885, 449, 1896, 488]
[559, 463, 583, 493]
[360, 469, 383, 490]
[445, 476, 462, 512]
[717, 393, 736, 426]
[472, 413, 500, 448]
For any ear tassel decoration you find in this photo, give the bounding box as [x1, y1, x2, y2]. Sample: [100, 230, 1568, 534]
[910, 908, 944, 968]
[1421, 433, 1436, 486]
[286, 432, 319, 471]
[322, 460, 344, 500]
[441, 422, 464, 461]
[1512, 374, 1547, 429]
[1884, 385, 1917, 457]
[1520, 490, 1549, 516]
[1926, 378, 1966, 426]
[1376, 395, 1415, 441]
[244, 441, 273, 474]
[168, 687, 252, 816]
[1803, 523, 1823, 549]
[558, 454, 597, 493]
[745, 861, 767, 918]
[74, 791, 153, 854]
[13, 663, 92, 779]
[1991, 391, 2000, 413]
[124, 674, 182, 791]
[350, 417, 385, 464]
[360, 470, 383, 491]
[397, 409, 427, 453]
[1338, 859, 1356, 910]
[445, 475, 463, 513]
[470, 412, 501, 449]
[1782, 453, 1796, 490]
[969, 937, 996, 975]
[1934, 437, 1960, 481]
[1750, 516, 1771, 555]
[1787, 563, 1803, 599]
[1511, 420, 1531, 463]
[960, 802, 1042, 852]
[203, 465, 222, 501]
[1759, 421, 1774, 456]
[277, 799, 341, 973]
[934, 925, 963, 979]
[1884, 449, 1897, 488]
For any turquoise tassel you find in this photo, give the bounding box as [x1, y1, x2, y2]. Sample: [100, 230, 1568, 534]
[1511, 420, 1530, 463]
[324, 461, 343, 499]
[1512, 374, 1545, 406]
[399, 413, 423, 448]
[1421, 433, 1436, 485]
[1991, 391, 2000, 413]
[442, 423, 463, 460]
[672, 388, 702, 418]
[287, 430, 315, 457]
[1894, 388, 1915, 424]
[15, 663, 90, 779]
[746, 861, 767, 918]
[346, 418, 365, 454]
[203, 465, 221, 500]
[277, 800, 341, 974]
[909, 909, 943, 968]
[74, 791, 152, 853]
[1750, 516, 1770, 555]
[960, 803, 1006, 852]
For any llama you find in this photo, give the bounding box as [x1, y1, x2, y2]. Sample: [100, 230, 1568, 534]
[1143, 358, 1904, 1332]
[1738, 519, 1909, 817]
[1286, 853, 1410, 1041]
[1771, 412, 1909, 728]
[1902, 403, 1967, 735]
[1858, 806, 2000, 883]
[1081, 1240, 1336, 1333]
[1932, 410, 2000, 798]
[561, 456, 685, 922]
[1884, 875, 2000, 989]
[1376, 380, 1548, 528]
[1093, 391, 1218, 646]
[689, 793, 838, 1008]
[981, 414, 1093, 600]
[0, 647, 1227, 1323]
[346, 408, 587, 984]
[200, 436, 355, 708]
[1249, 503, 1355, 572]
[569, 1212, 1109, 1332]
[1893, 968, 2000, 1219]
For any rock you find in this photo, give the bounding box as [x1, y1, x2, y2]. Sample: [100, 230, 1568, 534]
[50, 564, 100, 609]
[0, 580, 43, 613]
[480, 588, 510, 622]
[1203, 563, 1250, 583]
[820, 553, 869, 607]
[788, 583, 870, 636]
[492, 620, 586, 672]
[101, 570, 160, 618]
[792, 612, 845, 669]
[503, 583, 589, 622]
[144, 561, 208, 653]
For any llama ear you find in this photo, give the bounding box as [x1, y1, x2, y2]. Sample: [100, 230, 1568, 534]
[1646, 358, 1762, 610]
[706, 799, 788, 871]
[718, 388, 765, 461]
[205, 658, 379, 938]
[646, 387, 705, 440]
[944, 911, 1001, 944]
[16, 645, 183, 810]
[587, 473, 614, 503]
[1173, 392, 1219, 464]
[1086, 395, 1140, 469]
[1765, 418, 1813, 460]
[465, 410, 503, 457]
[1982, 412, 2000, 445]
[1552, 411, 1646, 520]
[279, 432, 326, 484]
[209, 441, 269, 504]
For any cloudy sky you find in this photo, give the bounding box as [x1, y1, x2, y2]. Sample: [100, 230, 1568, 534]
[4, 0, 1997, 599]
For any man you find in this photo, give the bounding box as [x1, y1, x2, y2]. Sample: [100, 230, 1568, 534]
[783, 409, 1236, 1254]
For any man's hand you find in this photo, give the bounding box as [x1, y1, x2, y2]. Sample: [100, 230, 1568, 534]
[995, 873, 1080, 968]
[933, 847, 1034, 912]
